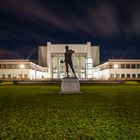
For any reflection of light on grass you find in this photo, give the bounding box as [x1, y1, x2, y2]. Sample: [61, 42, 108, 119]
[125, 81, 139, 84]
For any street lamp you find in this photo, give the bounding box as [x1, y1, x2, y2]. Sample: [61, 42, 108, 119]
[113, 64, 118, 79]
[19, 64, 25, 79]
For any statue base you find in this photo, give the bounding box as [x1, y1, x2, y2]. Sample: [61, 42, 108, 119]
[60, 77, 82, 94]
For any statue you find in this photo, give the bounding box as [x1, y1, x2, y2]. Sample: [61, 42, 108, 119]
[60, 45, 77, 78]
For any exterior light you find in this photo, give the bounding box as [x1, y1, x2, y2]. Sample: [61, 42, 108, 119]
[19, 64, 25, 69]
[113, 64, 118, 69]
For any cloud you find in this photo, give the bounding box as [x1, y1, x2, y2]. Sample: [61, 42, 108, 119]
[0, 0, 71, 31]
[131, 10, 140, 35]
[0, 49, 20, 59]
[86, 3, 120, 37]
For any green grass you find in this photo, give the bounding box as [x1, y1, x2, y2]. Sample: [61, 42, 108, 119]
[0, 84, 140, 140]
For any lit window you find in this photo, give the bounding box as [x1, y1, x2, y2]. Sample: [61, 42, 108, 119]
[1, 64, 6, 69]
[86, 58, 93, 63]
[116, 74, 120, 78]
[110, 74, 114, 78]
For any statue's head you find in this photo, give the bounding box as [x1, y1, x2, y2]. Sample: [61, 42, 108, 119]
[65, 45, 69, 50]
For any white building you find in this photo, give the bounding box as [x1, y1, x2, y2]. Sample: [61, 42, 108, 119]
[93, 59, 140, 80]
[0, 59, 47, 80]
[38, 42, 100, 79]
[0, 42, 140, 81]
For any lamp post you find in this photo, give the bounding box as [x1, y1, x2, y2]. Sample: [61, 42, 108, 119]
[113, 64, 118, 80]
[19, 64, 25, 79]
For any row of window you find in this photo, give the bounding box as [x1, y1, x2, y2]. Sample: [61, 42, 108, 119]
[110, 64, 140, 69]
[0, 64, 44, 72]
[0, 74, 28, 79]
[0, 64, 30, 69]
[110, 74, 140, 78]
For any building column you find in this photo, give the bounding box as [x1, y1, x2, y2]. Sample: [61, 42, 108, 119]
[57, 54, 59, 79]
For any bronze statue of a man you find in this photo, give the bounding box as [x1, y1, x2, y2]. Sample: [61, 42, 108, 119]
[64, 45, 77, 78]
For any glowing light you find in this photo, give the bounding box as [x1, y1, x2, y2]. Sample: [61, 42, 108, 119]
[86, 58, 93, 63]
[113, 64, 118, 69]
[19, 64, 25, 69]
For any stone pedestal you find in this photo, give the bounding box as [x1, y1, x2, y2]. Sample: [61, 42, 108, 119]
[60, 77, 82, 94]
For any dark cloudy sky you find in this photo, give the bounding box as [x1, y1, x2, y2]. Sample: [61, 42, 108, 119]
[0, 0, 140, 63]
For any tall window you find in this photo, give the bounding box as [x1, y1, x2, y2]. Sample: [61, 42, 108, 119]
[80, 56, 86, 79]
[52, 55, 58, 78]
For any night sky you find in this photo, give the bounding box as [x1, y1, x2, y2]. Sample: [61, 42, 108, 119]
[0, 0, 140, 63]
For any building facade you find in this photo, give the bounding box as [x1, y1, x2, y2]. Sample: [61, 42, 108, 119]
[0, 42, 140, 81]
[38, 42, 100, 79]
[0, 59, 47, 80]
[93, 59, 140, 80]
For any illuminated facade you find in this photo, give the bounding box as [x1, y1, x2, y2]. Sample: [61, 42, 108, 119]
[0, 59, 47, 80]
[0, 42, 140, 81]
[93, 59, 140, 80]
[38, 42, 100, 79]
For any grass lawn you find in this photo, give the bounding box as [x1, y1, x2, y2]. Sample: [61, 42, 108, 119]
[0, 84, 140, 140]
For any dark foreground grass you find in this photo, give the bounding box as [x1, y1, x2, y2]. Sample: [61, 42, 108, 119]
[0, 84, 140, 140]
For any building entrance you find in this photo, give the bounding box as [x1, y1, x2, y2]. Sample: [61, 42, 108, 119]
[51, 53, 87, 79]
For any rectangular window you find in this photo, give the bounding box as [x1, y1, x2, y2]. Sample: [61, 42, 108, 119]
[137, 64, 140, 69]
[2, 74, 6, 79]
[1, 64, 6, 69]
[13, 74, 17, 79]
[116, 74, 120, 78]
[126, 64, 130, 69]
[121, 74, 125, 78]
[6, 64, 10, 69]
[18, 74, 22, 79]
[24, 74, 28, 79]
[138, 74, 140, 78]
[11, 64, 17, 69]
[131, 64, 136, 69]
[132, 74, 136, 78]
[127, 74, 131, 78]
[109, 65, 113, 69]
[110, 74, 114, 78]
[7, 74, 11, 78]
[25, 64, 30, 69]
[121, 64, 125, 69]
